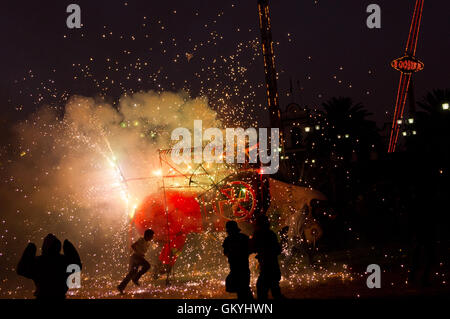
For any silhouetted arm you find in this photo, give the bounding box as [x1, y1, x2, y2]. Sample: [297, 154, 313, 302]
[249, 234, 258, 254]
[222, 238, 229, 256]
[63, 239, 82, 270]
[245, 236, 251, 255]
[272, 232, 282, 256]
[131, 240, 138, 253]
[17, 243, 37, 279]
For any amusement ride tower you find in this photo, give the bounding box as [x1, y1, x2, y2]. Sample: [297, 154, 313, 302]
[388, 0, 425, 153]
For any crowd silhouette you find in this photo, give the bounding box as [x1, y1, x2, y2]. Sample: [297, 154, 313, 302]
[223, 216, 284, 300]
[16, 217, 287, 299]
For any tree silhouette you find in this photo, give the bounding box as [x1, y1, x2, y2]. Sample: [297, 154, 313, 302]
[307, 97, 379, 163]
[407, 89, 450, 169]
[417, 89, 450, 115]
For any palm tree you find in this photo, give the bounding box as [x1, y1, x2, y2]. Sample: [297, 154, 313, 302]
[417, 89, 450, 115]
[307, 97, 379, 162]
[407, 89, 450, 167]
[299, 97, 380, 205]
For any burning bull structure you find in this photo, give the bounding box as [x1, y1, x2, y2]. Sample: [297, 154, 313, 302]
[132, 147, 328, 280]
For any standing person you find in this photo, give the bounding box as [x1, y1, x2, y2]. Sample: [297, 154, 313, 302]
[222, 221, 253, 300]
[118, 229, 154, 294]
[17, 233, 82, 299]
[251, 215, 284, 299]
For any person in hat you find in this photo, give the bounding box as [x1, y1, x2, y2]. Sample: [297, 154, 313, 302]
[250, 215, 284, 299]
[222, 220, 253, 300]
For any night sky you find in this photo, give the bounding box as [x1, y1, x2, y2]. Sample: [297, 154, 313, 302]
[1, 0, 449, 126]
[0, 0, 450, 299]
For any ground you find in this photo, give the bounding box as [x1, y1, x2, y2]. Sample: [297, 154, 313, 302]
[3, 243, 449, 299]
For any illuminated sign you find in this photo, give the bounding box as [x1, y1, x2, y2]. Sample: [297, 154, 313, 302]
[391, 55, 424, 73]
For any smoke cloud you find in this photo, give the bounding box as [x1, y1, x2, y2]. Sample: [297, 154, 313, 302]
[0, 91, 222, 295]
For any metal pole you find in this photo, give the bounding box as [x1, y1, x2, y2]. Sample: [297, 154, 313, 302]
[159, 149, 172, 286]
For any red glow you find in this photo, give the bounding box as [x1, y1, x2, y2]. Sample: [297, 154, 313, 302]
[133, 178, 259, 265]
[134, 190, 202, 265]
[391, 55, 424, 74]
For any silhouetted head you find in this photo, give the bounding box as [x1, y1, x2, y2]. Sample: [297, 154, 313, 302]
[144, 229, 154, 241]
[225, 221, 240, 235]
[255, 215, 270, 230]
[41, 233, 62, 256]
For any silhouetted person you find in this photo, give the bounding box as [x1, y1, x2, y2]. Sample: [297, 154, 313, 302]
[118, 229, 154, 294]
[222, 221, 253, 300]
[251, 215, 283, 299]
[17, 233, 82, 299]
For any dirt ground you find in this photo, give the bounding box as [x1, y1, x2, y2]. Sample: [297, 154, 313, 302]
[3, 244, 449, 299]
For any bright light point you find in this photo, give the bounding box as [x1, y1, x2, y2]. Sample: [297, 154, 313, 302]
[153, 169, 162, 176]
[315, 125, 320, 130]
[345, 134, 349, 138]
[397, 119, 403, 125]
[443, 103, 449, 110]
[108, 159, 116, 167]
[129, 204, 138, 218]
[408, 118, 414, 124]
[304, 127, 311, 132]
[402, 131, 407, 136]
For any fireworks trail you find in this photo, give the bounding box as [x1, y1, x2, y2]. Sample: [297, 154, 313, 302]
[0, 2, 377, 298]
[0, 89, 357, 298]
[0, 91, 224, 297]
